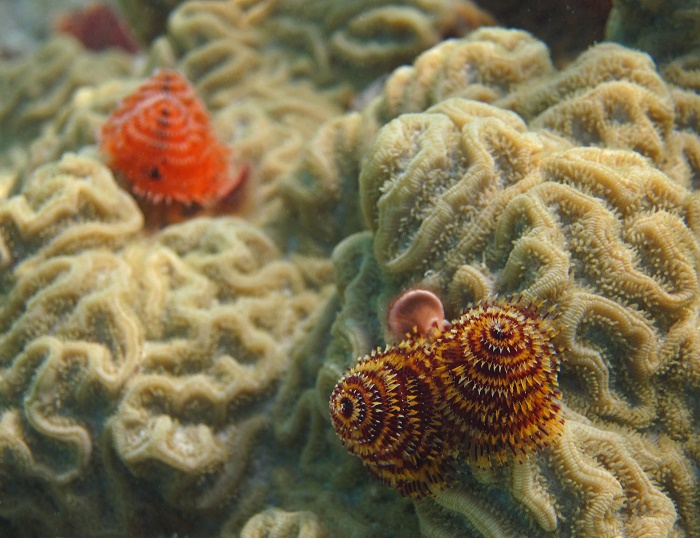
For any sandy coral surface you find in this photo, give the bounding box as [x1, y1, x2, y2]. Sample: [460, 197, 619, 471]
[0, 1, 699, 537]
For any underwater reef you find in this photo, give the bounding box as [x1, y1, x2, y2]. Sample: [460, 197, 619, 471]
[0, 1, 699, 537]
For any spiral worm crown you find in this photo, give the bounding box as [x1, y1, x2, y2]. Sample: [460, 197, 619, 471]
[329, 297, 564, 497]
[329, 338, 458, 497]
[99, 69, 243, 206]
[434, 300, 564, 467]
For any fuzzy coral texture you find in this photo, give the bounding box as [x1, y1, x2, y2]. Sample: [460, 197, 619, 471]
[2, 1, 700, 537]
[0, 1, 493, 535]
[281, 27, 700, 251]
[0, 35, 134, 152]
[276, 27, 700, 537]
[605, 0, 700, 61]
[0, 154, 326, 536]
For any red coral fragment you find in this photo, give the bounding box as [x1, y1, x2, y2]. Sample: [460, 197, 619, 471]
[99, 69, 246, 207]
[54, 3, 140, 53]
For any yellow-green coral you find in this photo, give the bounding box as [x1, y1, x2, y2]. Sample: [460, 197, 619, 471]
[275, 30, 700, 537]
[152, 0, 492, 102]
[117, 0, 190, 44]
[281, 27, 700, 255]
[238, 508, 329, 538]
[263, 0, 494, 85]
[606, 0, 700, 61]
[0, 35, 134, 152]
[0, 154, 329, 535]
[2, 2, 700, 535]
[0, 152, 142, 271]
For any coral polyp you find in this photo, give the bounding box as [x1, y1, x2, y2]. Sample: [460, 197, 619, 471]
[329, 338, 458, 498]
[330, 296, 564, 496]
[435, 299, 564, 467]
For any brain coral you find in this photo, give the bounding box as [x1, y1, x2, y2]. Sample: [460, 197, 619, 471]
[145, 0, 492, 90]
[281, 27, 700, 254]
[0, 35, 134, 152]
[260, 0, 494, 86]
[117, 0, 189, 44]
[0, 153, 328, 536]
[605, 0, 700, 61]
[139, 0, 490, 227]
[238, 508, 329, 538]
[358, 101, 700, 527]
[3, 11, 700, 537]
[274, 31, 700, 538]
[152, 0, 492, 104]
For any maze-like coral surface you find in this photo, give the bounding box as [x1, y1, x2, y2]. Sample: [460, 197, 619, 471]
[277, 29, 700, 538]
[0, 154, 326, 536]
[2, 3, 700, 535]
